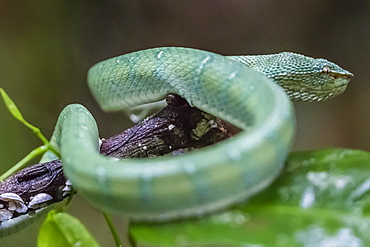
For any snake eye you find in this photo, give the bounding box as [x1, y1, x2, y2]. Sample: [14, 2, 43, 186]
[322, 66, 331, 75]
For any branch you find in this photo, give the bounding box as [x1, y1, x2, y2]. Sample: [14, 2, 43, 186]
[0, 94, 239, 220]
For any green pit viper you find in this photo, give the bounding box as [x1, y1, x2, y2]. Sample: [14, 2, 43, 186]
[0, 47, 353, 235]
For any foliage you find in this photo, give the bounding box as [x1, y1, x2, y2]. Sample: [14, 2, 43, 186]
[37, 210, 100, 247]
[130, 149, 370, 247]
[1, 89, 370, 247]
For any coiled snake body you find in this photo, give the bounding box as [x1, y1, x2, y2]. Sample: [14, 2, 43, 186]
[59, 47, 352, 220]
[3, 47, 354, 233]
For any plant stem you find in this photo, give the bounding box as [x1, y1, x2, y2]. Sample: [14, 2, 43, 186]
[103, 212, 123, 247]
[0, 145, 49, 181]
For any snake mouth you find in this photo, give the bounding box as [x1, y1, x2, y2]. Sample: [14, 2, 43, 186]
[322, 83, 349, 101]
[283, 76, 351, 102]
[320, 75, 352, 101]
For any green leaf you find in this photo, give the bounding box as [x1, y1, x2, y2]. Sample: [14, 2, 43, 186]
[0, 87, 51, 145]
[37, 210, 100, 247]
[0, 88, 26, 122]
[0, 88, 60, 181]
[129, 149, 370, 247]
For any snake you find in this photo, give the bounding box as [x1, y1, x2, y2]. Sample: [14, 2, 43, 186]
[1, 47, 353, 235]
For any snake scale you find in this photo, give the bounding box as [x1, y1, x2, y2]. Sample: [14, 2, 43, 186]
[1, 47, 353, 235]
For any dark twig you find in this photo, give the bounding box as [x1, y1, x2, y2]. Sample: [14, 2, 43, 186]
[0, 94, 239, 219]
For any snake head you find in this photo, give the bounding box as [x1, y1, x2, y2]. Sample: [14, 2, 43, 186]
[266, 52, 354, 102]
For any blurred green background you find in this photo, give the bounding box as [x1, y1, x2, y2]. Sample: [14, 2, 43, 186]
[0, 1, 369, 246]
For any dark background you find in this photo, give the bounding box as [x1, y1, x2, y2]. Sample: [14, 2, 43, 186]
[0, 1, 369, 246]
